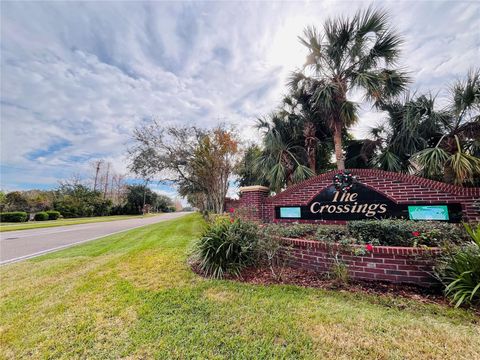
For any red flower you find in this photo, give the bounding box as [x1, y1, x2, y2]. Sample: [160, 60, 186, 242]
[230, 218, 234, 223]
[412, 231, 420, 237]
[365, 244, 374, 252]
[229, 207, 235, 213]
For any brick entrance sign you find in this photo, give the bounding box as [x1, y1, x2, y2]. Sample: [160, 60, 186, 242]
[235, 169, 479, 287]
[237, 169, 480, 223]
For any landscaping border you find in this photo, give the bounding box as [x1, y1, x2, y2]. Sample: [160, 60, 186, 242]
[280, 237, 442, 287]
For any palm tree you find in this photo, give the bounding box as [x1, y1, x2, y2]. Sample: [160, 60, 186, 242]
[367, 93, 446, 172]
[290, 7, 410, 170]
[279, 91, 333, 173]
[411, 70, 480, 185]
[255, 114, 314, 193]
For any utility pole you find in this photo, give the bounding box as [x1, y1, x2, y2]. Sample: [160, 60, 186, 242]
[142, 179, 149, 216]
[93, 161, 102, 191]
[103, 163, 110, 199]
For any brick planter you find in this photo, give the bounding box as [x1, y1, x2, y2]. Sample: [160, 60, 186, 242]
[280, 237, 442, 287]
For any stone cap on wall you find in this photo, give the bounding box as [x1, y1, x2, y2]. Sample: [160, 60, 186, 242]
[239, 185, 270, 193]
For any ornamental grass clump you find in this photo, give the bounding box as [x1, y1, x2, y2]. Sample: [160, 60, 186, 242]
[435, 224, 480, 308]
[194, 218, 259, 279]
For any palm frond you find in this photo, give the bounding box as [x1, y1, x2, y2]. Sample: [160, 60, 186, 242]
[411, 146, 450, 180]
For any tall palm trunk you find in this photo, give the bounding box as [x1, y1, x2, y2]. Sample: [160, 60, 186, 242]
[333, 121, 345, 170]
[303, 121, 317, 173]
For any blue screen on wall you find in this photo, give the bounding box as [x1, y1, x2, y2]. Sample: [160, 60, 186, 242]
[279, 207, 301, 218]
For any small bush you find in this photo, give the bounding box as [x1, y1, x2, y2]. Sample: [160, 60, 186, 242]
[0, 211, 28, 222]
[315, 225, 350, 243]
[46, 210, 61, 220]
[34, 212, 49, 221]
[262, 223, 316, 238]
[347, 219, 468, 247]
[435, 224, 480, 307]
[194, 218, 259, 278]
[329, 254, 349, 284]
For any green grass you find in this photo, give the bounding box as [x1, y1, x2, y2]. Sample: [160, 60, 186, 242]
[1, 214, 479, 359]
[0, 214, 158, 232]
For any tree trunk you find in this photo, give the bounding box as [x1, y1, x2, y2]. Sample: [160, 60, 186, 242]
[333, 121, 345, 170]
[304, 121, 317, 174]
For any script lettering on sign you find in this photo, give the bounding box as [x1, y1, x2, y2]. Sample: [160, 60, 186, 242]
[309, 188, 388, 218]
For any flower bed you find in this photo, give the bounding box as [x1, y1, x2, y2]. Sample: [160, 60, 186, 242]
[279, 237, 442, 287]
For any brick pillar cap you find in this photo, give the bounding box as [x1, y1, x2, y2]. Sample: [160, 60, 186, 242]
[239, 185, 270, 193]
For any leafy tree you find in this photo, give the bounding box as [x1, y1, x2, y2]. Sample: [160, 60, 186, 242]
[290, 7, 409, 170]
[4, 191, 29, 212]
[128, 123, 239, 213]
[0, 191, 5, 212]
[122, 185, 159, 214]
[53, 184, 111, 217]
[156, 194, 174, 212]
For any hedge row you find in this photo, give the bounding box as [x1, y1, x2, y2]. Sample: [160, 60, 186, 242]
[0, 210, 62, 222]
[0, 212, 28, 222]
[262, 219, 470, 248]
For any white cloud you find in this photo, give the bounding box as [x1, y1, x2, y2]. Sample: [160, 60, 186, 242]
[1, 0, 478, 194]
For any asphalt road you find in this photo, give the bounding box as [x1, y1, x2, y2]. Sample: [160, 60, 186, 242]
[0, 212, 189, 265]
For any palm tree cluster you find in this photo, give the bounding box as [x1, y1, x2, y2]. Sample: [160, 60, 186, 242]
[236, 7, 479, 192]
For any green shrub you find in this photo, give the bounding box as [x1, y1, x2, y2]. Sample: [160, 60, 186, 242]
[46, 210, 61, 220]
[315, 225, 350, 243]
[435, 224, 480, 307]
[347, 219, 468, 247]
[194, 218, 259, 278]
[262, 223, 316, 238]
[34, 212, 49, 221]
[0, 211, 28, 222]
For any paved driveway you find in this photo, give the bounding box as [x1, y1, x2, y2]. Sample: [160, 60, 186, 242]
[0, 212, 189, 265]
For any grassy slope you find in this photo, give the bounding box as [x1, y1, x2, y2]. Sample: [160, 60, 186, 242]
[0, 214, 157, 232]
[0, 214, 478, 359]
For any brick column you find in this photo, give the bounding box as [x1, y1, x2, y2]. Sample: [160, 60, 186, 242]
[238, 186, 269, 222]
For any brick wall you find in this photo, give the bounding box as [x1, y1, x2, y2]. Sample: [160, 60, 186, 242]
[236, 186, 269, 221]
[237, 169, 479, 223]
[281, 238, 441, 287]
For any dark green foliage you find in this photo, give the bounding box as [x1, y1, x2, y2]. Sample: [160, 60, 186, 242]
[0, 211, 28, 222]
[53, 184, 112, 218]
[435, 224, 480, 307]
[122, 185, 161, 215]
[261, 223, 317, 238]
[262, 220, 469, 247]
[194, 218, 259, 278]
[4, 192, 29, 212]
[235, 144, 269, 188]
[34, 212, 49, 221]
[315, 226, 349, 243]
[347, 219, 468, 247]
[46, 210, 61, 220]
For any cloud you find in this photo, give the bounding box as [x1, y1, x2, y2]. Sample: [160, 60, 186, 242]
[1, 0, 478, 194]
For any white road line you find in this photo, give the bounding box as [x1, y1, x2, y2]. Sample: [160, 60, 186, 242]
[0, 214, 186, 265]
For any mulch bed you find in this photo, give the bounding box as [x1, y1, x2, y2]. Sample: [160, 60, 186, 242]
[236, 266, 451, 305]
[190, 260, 479, 313]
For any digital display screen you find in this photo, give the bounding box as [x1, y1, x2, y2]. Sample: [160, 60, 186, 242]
[408, 205, 449, 221]
[279, 207, 301, 218]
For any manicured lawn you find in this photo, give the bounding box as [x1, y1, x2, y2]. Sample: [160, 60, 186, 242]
[0, 214, 157, 232]
[1, 214, 478, 359]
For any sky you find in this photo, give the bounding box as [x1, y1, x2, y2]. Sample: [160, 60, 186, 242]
[1, 0, 479, 199]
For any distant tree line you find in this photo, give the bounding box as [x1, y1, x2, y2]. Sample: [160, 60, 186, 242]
[0, 161, 176, 219]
